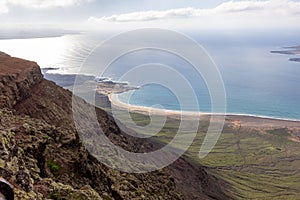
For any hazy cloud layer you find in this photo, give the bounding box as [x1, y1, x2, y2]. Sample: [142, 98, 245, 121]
[0, 0, 8, 14]
[1, 0, 91, 11]
[89, 0, 300, 22]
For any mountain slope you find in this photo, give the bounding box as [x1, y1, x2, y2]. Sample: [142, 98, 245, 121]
[0, 52, 229, 199]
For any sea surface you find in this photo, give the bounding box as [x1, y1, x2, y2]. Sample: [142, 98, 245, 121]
[1, 30, 300, 120]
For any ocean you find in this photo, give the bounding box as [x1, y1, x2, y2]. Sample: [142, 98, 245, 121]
[1, 30, 300, 120]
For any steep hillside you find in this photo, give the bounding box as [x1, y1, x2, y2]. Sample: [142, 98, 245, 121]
[0, 52, 229, 199]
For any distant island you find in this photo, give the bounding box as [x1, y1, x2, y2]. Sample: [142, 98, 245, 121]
[289, 57, 300, 62]
[271, 45, 300, 62]
[0, 28, 78, 40]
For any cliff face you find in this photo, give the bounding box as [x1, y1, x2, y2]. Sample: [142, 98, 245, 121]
[0, 52, 43, 108]
[0, 52, 229, 200]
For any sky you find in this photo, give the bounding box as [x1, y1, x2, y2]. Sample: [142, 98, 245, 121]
[1, 0, 300, 32]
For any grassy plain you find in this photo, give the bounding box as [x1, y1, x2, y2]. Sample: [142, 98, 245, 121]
[112, 108, 300, 199]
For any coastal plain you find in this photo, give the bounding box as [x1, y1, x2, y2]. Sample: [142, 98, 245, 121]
[107, 91, 300, 200]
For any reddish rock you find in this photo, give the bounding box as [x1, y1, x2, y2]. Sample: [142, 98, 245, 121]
[0, 52, 43, 108]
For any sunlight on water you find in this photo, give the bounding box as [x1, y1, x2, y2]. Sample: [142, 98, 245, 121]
[0, 36, 69, 68]
[0, 35, 94, 74]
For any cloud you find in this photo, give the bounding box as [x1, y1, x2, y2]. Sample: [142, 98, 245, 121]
[0, 0, 9, 14]
[89, 0, 300, 22]
[90, 7, 199, 22]
[3, 0, 92, 10]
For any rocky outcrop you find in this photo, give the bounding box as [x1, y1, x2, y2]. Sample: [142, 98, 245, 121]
[0, 108, 182, 199]
[0, 52, 43, 108]
[0, 109, 103, 199]
[0, 52, 229, 199]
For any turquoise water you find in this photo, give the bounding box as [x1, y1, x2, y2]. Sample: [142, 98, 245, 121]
[1, 31, 300, 120]
[112, 32, 300, 120]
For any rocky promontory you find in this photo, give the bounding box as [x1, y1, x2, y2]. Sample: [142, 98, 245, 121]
[0, 52, 229, 199]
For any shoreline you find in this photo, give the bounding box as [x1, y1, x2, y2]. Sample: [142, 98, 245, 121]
[43, 71, 300, 128]
[46, 71, 300, 123]
[108, 93, 300, 128]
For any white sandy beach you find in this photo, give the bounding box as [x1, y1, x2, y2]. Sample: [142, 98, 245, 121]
[108, 93, 300, 129]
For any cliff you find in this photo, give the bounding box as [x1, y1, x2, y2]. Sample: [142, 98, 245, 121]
[0, 52, 229, 199]
[0, 52, 43, 108]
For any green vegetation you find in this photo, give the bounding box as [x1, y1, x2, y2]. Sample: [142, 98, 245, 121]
[47, 160, 60, 172]
[48, 190, 64, 200]
[119, 110, 300, 199]
[129, 112, 151, 126]
[135, 189, 141, 196]
[43, 135, 49, 140]
[195, 128, 300, 199]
